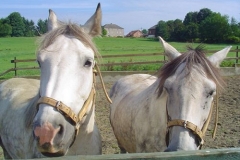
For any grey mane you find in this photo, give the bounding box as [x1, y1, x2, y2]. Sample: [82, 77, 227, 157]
[157, 45, 225, 96]
[37, 22, 100, 59]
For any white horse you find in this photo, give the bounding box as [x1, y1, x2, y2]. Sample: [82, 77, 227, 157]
[0, 3, 102, 159]
[109, 37, 232, 153]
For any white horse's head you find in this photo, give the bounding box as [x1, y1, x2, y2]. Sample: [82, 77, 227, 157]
[33, 3, 101, 156]
[158, 37, 231, 151]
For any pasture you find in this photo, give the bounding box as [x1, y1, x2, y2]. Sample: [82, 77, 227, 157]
[0, 37, 238, 79]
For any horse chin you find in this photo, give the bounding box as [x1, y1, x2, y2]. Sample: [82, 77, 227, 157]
[37, 144, 69, 157]
[41, 150, 66, 157]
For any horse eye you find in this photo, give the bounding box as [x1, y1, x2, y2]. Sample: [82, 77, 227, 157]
[84, 60, 92, 67]
[208, 90, 215, 97]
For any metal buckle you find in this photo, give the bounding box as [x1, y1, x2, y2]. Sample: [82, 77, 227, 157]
[56, 101, 61, 110]
[183, 120, 187, 128]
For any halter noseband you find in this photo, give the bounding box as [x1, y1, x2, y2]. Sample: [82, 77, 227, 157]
[166, 91, 218, 149]
[167, 119, 204, 148]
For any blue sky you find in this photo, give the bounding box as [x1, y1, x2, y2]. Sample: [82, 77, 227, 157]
[0, 0, 239, 35]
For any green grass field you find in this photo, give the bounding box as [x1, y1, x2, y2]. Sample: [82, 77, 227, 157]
[0, 37, 238, 79]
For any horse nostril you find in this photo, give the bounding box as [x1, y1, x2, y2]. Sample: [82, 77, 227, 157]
[33, 122, 62, 146]
[58, 125, 64, 135]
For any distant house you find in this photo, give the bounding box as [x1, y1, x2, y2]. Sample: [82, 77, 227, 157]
[126, 30, 143, 38]
[103, 23, 124, 37]
[148, 25, 157, 37]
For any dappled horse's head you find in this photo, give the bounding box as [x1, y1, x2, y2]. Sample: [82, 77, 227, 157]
[157, 37, 231, 151]
[33, 3, 101, 156]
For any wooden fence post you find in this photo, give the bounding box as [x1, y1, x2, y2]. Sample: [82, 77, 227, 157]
[14, 57, 17, 76]
[236, 46, 239, 64]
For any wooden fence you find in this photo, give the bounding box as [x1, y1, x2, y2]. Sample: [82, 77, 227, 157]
[0, 46, 239, 77]
[34, 148, 240, 160]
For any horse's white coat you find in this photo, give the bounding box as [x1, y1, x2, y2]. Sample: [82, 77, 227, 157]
[0, 3, 102, 159]
[110, 37, 232, 153]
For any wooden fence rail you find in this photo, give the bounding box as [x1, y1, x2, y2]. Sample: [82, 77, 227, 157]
[36, 148, 240, 160]
[0, 47, 239, 77]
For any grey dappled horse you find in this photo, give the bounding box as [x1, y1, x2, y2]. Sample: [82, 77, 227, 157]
[0, 3, 102, 159]
[110, 37, 231, 153]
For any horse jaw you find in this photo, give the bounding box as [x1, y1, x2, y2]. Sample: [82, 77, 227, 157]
[208, 46, 232, 67]
[83, 3, 102, 37]
[47, 9, 58, 31]
[158, 36, 181, 61]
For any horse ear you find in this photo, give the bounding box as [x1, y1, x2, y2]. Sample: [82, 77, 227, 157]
[48, 9, 58, 31]
[158, 36, 181, 61]
[208, 46, 232, 67]
[83, 3, 102, 37]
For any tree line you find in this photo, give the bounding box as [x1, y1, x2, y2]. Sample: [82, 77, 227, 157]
[0, 8, 240, 43]
[154, 8, 240, 43]
[0, 12, 47, 37]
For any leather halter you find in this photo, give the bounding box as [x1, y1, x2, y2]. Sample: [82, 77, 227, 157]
[37, 70, 97, 136]
[166, 91, 219, 149]
[36, 64, 112, 138]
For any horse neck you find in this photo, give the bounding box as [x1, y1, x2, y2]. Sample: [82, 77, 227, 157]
[145, 80, 168, 127]
[68, 104, 101, 154]
[24, 93, 40, 129]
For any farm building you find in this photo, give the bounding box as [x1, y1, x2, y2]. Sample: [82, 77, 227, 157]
[103, 23, 124, 37]
[125, 30, 143, 38]
[148, 25, 157, 37]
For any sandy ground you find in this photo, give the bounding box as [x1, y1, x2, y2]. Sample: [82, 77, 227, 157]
[0, 75, 240, 158]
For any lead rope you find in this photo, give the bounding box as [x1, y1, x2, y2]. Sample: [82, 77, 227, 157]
[198, 100, 214, 149]
[198, 90, 219, 149]
[212, 90, 219, 138]
[95, 63, 112, 104]
[201, 99, 214, 137]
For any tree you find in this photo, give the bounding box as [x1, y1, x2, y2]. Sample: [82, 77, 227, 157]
[0, 18, 12, 37]
[183, 11, 198, 25]
[142, 29, 147, 35]
[185, 22, 199, 42]
[197, 8, 212, 24]
[23, 18, 35, 37]
[172, 19, 185, 41]
[102, 27, 107, 36]
[230, 17, 240, 37]
[199, 13, 230, 43]
[36, 19, 47, 35]
[226, 17, 240, 43]
[166, 20, 174, 40]
[7, 12, 25, 37]
[155, 20, 169, 40]
[153, 7, 238, 43]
